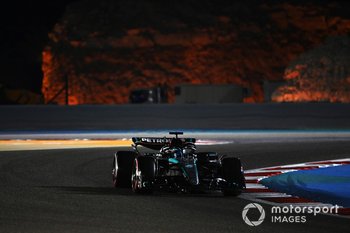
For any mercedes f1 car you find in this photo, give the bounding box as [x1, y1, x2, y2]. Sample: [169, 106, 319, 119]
[112, 132, 245, 195]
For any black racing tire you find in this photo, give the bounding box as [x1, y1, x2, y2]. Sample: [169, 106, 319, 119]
[221, 157, 245, 196]
[131, 156, 156, 194]
[112, 151, 137, 188]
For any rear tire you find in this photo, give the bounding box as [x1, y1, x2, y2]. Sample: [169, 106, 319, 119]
[112, 151, 137, 188]
[131, 156, 156, 194]
[221, 157, 245, 196]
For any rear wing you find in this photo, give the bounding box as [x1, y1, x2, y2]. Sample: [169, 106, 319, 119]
[132, 137, 196, 150]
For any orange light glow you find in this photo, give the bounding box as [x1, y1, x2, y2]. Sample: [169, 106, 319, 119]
[41, 1, 350, 104]
[0, 139, 132, 151]
[41, 49, 53, 103]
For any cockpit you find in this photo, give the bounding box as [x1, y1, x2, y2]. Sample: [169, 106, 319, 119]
[160, 138, 196, 160]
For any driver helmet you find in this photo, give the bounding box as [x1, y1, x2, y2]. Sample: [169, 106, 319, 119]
[170, 138, 183, 148]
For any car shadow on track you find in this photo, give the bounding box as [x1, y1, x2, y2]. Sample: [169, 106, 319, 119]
[38, 186, 230, 198]
[39, 186, 133, 195]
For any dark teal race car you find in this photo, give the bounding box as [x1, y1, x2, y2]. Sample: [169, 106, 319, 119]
[112, 132, 245, 195]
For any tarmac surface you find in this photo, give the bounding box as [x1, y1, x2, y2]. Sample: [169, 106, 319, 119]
[0, 104, 349, 232]
[0, 141, 349, 233]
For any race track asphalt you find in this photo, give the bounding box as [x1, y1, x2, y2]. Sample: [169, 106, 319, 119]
[1, 141, 349, 233]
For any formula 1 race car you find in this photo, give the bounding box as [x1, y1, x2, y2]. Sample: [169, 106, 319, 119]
[112, 132, 245, 195]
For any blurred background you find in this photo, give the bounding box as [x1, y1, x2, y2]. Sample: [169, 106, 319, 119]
[1, 0, 350, 105]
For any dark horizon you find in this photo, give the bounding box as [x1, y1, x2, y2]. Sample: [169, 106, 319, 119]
[0, 1, 74, 93]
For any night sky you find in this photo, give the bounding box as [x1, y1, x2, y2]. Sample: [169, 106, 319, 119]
[0, 1, 74, 93]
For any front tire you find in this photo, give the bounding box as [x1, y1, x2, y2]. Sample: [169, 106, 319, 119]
[131, 156, 156, 194]
[221, 157, 245, 196]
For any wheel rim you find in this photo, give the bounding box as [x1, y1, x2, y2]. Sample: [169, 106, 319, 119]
[112, 157, 119, 186]
[131, 158, 142, 192]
